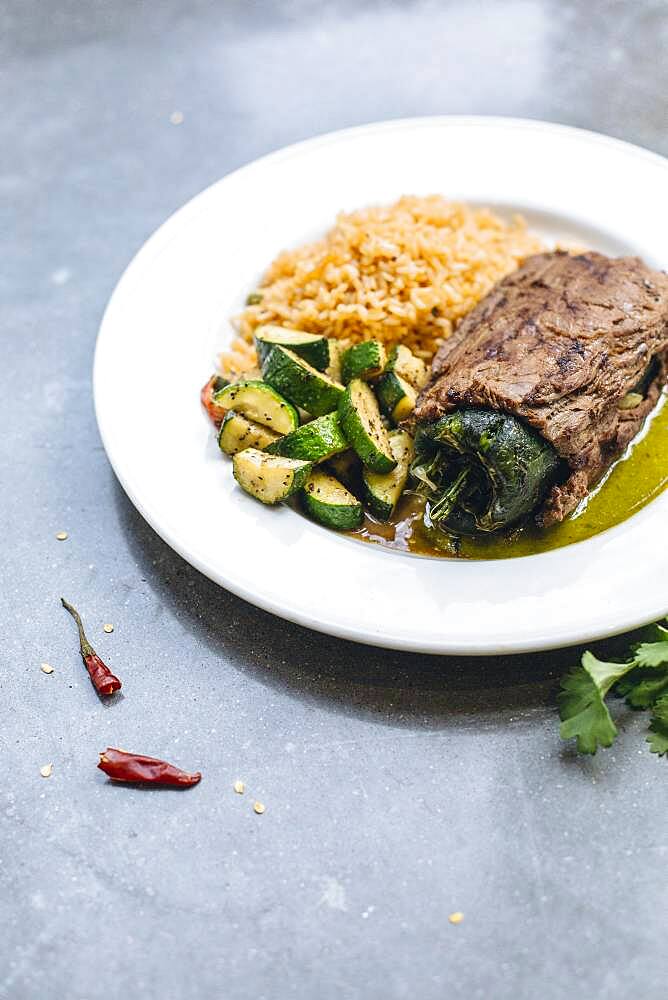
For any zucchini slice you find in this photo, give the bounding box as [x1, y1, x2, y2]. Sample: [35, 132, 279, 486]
[385, 344, 429, 390]
[255, 325, 330, 371]
[213, 379, 299, 435]
[266, 411, 348, 463]
[300, 471, 364, 531]
[218, 411, 281, 456]
[232, 448, 312, 505]
[375, 372, 418, 424]
[362, 430, 414, 521]
[325, 340, 347, 384]
[262, 346, 345, 417]
[340, 340, 387, 384]
[338, 379, 397, 474]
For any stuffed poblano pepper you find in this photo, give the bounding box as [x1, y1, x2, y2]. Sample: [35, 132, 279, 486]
[411, 409, 562, 535]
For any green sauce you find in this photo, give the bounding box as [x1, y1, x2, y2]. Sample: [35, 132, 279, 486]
[355, 392, 668, 560]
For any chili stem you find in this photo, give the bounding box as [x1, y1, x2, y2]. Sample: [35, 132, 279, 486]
[60, 597, 95, 657]
[61, 597, 122, 696]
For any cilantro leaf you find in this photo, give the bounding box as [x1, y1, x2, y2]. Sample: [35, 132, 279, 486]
[652, 693, 668, 724]
[646, 719, 668, 756]
[558, 651, 637, 754]
[557, 623, 668, 756]
[618, 667, 668, 709]
[615, 632, 668, 707]
[647, 694, 668, 756]
[634, 641, 668, 668]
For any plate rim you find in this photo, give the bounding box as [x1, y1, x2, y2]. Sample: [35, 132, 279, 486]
[94, 115, 668, 655]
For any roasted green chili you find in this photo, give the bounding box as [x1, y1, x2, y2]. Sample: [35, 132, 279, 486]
[411, 408, 563, 534]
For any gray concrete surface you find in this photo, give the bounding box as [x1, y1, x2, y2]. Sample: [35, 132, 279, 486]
[2, 2, 667, 998]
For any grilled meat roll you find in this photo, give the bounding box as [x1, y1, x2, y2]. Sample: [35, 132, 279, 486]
[413, 251, 668, 533]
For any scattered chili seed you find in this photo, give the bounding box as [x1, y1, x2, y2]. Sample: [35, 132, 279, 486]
[40, 662, 54, 674]
[233, 780, 245, 794]
[55, 531, 68, 541]
[40, 764, 53, 778]
[98, 748, 201, 787]
[253, 801, 265, 815]
[448, 912, 464, 925]
[61, 598, 122, 697]
[103, 624, 114, 634]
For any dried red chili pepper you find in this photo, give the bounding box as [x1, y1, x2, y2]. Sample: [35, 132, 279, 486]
[98, 748, 202, 787]
[200, 374, 229, 425]
[61, 598, 122, 697]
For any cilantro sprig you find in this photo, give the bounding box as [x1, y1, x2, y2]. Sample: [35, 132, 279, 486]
[557, 623, 668, 756]
[647, 695, 668, 756]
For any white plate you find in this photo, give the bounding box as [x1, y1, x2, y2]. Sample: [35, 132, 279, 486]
[94, 117, 668, 655]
